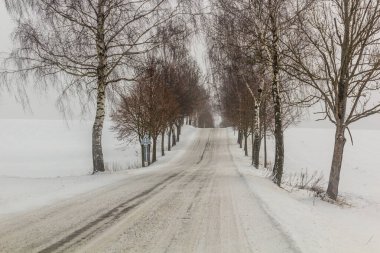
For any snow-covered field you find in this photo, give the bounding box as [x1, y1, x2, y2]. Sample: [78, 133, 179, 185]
[0, 120, 139, 178]
[0, 119, 197, 216]
[229, 127, 380, 253]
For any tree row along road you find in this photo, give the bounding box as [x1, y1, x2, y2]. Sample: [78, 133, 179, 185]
[0, 129, 298, 253]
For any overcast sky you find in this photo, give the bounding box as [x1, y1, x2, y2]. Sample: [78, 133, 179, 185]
[0, 2, 379, 129]
[0, 2, 68, 119]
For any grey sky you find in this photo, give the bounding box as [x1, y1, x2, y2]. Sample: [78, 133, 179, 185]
[0, 1, 67, 119]
[0, 2, 379, 129]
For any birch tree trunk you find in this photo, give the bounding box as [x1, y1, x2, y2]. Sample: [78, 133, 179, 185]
[270, 6, 284, 185]
[272, 78, 284, 185]
[253, 104, 261, 169]
[92, 1, 106, 173]
[92, 83, 106, 173]
[253, 136, 261, 169]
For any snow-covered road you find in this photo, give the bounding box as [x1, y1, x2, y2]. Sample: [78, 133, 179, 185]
[0, 129, 297, 253]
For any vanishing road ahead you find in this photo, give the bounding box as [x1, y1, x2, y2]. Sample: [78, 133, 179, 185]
[0, 129, 298, 253]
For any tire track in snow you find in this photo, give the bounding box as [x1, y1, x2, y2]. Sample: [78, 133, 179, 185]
[38, 171, 185, 253]
[37, 130, 213, 253]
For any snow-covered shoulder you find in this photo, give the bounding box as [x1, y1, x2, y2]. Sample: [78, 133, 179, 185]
[227, 127, 380, 253]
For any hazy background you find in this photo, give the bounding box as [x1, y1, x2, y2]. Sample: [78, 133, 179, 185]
[1, 1, 379, 129]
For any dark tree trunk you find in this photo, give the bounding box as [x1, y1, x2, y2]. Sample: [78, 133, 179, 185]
[263, 101, 268, 168]
[141, 144, 145, 167]
[327, 125, 346, 200]
[167, 128, 171, 151]
[161, 131, 165, 156]
[244, 132, 248, 156]
[251, 128, 255, 165]
[92, 82, 106, 173]
[152, 137, 157, 163]
[264, 132, 268, 168]
[172, 126, 177, 147]
[147, 144, 151, 165]
[238, 130, 243, 148]
[176, 124, 181, 142]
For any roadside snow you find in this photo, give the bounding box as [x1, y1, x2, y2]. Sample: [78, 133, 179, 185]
[0, 119, 198, 216]
[228, 127, 380, 253]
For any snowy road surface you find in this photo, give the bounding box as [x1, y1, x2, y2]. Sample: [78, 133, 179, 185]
[0, 129, 298, 253]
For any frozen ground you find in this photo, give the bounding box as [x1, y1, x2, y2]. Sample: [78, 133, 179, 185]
[228, 127, 380, 253]
[0, 119, 197, 216]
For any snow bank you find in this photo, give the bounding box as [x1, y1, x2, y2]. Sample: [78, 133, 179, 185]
[228, 127, 380, 253]
[0, 119, 198, 216]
